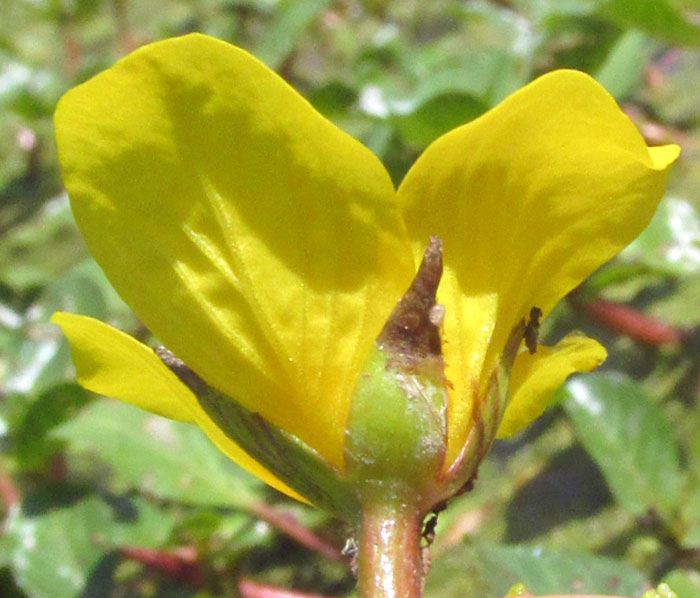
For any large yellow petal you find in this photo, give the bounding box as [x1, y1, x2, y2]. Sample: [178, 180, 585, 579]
[497, 334, 607, 437]
[54, 34, 413, 469]
[52, 311, 304, 501]
[397, 69, 678, 466]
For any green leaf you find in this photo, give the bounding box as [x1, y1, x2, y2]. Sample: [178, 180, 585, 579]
[620, 196, 700, 277]
[15, 383, 90, 468]
[504, 446, 612, 542]
[475, 542, 645, 596]
[562, 373, 682, 518]
[423, 541, 493, 598]
[0, 197, 86, 292]
[6, 493, 171, 598]
[0, 61, 62, 119]
[597, 0, 700, 45]
[595, 29, 650, 99]
[0, 533, 14, 567]
[358, 45, 524, 151]
[307, 81, 358, 116]
[39, 259, 117, 320]
[663, 569, 700, 598]
[519, 0, 598, 19]
[680, 412, 700, 547]
[1, 322, 70, 396]
[679, 489, 700, 548]
[54, 400, 260, 509]
[172, 508, 273, 555]
[645, 49, 700, 124]
[394, 92, 486, 148]
[406, 46, 524, 106]
[1, 258, 124, 397]
[647, 275, 700, 329]
[255, 0, 332, 69]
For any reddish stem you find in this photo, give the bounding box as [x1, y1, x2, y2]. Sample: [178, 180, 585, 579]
[357, 501, 423, 598]
[0, 468, 20, 512]
[58, 20, 80, 75]
[238, 578, 337, 598]
[577, 298, 682, 346]
[111, 0, 139, 53]
[622, 102, 695, 148]
[520, 595, 632, 598]
[119, 546, 204, 588]
[248, 501, 343, 562]
[50, 453, 68, 482]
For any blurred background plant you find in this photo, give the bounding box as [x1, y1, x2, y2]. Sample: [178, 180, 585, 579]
[1, 1, 700, 597]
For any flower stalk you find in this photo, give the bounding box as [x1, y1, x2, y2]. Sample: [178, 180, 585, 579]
[356, 500, 424, 598]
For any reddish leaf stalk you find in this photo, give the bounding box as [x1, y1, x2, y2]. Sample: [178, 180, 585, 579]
[238, 578, 337, 598]
[248, 501, 343, 562]
[518, 595, 632, 598]
[60, 24, 81, 75]
[0, 468, 20, 512]
[622, 102, 695, 148]
[578, 298, 682, 346]
[111, 0, 139, 53]
[119, 546, 204, 588]
[50, 453, 68, 482]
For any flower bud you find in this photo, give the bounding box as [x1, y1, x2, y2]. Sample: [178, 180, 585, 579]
[344, 237, 449, 502]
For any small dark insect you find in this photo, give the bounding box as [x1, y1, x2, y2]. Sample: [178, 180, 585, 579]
[342, 538, 359, 578]
[422, 514, 439, 546]
[524, 306, 542, 354]
[421, 500, 447, 546]
[420, 509, 442, 578]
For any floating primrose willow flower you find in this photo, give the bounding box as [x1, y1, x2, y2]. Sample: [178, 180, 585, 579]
[52, 33, 677, 598]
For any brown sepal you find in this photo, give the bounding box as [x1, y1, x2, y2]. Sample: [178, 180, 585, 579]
[377, 236, 444, 371]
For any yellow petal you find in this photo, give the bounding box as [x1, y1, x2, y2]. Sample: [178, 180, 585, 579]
[397, 69, 678, 466]
[497, 334, 607, 437]
[54, 34, 413, 469]
[52, 311, 192, 422]
[52, 311, 305, 501]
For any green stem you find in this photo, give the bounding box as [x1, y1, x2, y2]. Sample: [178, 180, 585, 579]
[357, 501, 424, 598]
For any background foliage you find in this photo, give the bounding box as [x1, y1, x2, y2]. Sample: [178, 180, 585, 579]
[2, 1, 700, 597]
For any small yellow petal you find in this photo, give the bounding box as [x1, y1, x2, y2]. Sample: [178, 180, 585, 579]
[397, 69, 677, 466]
[497, 334, 607, 437]
[54, 34, 413, 468]
[52, 311, 193, 422]
[52, 311, 305, 502]
[649, 144, 681, 170]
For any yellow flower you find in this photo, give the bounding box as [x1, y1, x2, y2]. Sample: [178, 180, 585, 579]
[52, 34, 678, 504]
